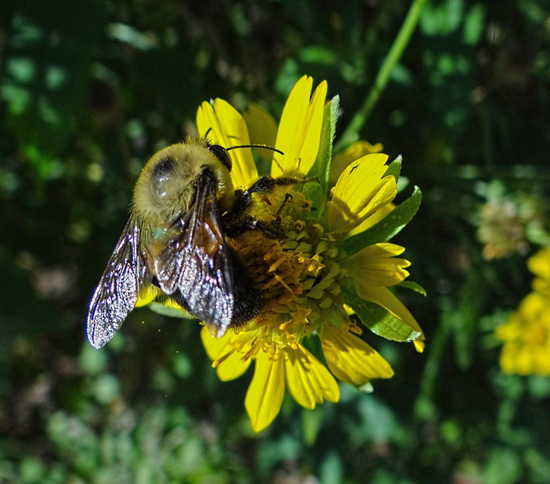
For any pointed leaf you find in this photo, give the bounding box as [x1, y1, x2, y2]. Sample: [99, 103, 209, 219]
[304, 95, 339, 213]
[344, 289, 422, 343]
[397, 280, 427, 296]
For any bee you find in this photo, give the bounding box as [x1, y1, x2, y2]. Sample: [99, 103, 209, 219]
[87, 136, 303, 348]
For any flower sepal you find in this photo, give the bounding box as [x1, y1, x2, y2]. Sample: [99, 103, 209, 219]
[384, 154, 402, 180]
[397, 280, 427, 296]
[148, 302, 192, 319]
[344, 288, 423, 345]
[304, 95, 340, 210]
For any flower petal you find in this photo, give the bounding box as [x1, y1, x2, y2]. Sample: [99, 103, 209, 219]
[328, 153, 396, 233]
[242, 103, 277, 163]
[200, 326, 251, 381]
[345, 243, 410, 287]
[216, 350, 252, 381]
[272, 76, 327, 177]
[528, 247, 550, 280]
[284, 344, 339, 409]
[348, 202, 395, 236]
[200, 325, 230, 360]
[496, 291, 550, 375]
[321, 324, 394, 386]
[330, 140, 383, 183]
[357, 286, 425, 352]
[245, 350, 285, 432]
[196, 99, 258, 188]
[135, 285, 162, 307]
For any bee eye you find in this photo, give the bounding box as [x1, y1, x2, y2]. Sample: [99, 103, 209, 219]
[208, 144, 232, 172]
[151, 156, 176, 199]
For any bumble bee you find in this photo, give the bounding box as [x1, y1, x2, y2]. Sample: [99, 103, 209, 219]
[87, 137, 301, 348]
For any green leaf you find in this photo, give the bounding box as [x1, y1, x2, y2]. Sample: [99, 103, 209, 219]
[344, 289, 422, 343]
[304, 95, 339, 214]
[338, 186, 422, 255]
[397, 280, 427, 296]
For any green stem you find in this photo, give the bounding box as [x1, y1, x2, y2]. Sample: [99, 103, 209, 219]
[413, 305, 453, 422]
[337, 0, 427, 149]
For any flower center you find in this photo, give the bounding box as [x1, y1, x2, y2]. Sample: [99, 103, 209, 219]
[226, 187, 350, 353]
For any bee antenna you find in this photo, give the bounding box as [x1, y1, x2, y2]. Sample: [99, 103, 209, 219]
[226, 144, 284, 157]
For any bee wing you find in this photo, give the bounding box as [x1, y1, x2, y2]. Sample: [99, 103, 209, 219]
[87, 216, 147, 348]
[155, 170, 235, 336]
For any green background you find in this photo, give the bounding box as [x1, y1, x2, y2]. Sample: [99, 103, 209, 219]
[1, 0, 550, 482]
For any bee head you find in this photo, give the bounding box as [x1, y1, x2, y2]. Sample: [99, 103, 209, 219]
[207, 143, 232, 172]
[133, 141, 234, 227]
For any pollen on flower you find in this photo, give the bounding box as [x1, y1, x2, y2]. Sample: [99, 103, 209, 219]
[212, 350, 233, 368]
[226, 188, 349, 346]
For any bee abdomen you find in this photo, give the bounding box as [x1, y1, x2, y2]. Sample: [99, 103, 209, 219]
[228, 249, 263, 325]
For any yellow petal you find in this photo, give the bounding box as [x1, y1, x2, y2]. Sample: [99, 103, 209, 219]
[328, 154, 396, 233]
[501, 344, 535, 375]
[330, 140, 384, 183]
[242, 103, 277, 163]
[499, 343, 518, 374]
[348, 202, 395, 236]
[200, 325, 231, 360]
[272, 76, 327, 177]
[496, 291, 550, 376]
[196, 99, 258, 188]
[200, 326, 251, 381]
[528, 247, 550, 280]
[358, 286, 425, 352]
[135, 285, 162, 307]
[321, 324, 394, 386]
[283, 344, 339, 409]
[345, 243, 411, 287]
[216, 349, 252, 381]
[245, 351, 285, 432]
[495, 313, 523, 341]
[532, 277, 550, 295]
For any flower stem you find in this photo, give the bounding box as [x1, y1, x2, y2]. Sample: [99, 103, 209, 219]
[337, 0, 427, 149]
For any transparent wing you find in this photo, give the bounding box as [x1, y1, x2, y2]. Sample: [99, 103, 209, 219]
[154, 170, 235, 336]
[87, 216, 146, 348]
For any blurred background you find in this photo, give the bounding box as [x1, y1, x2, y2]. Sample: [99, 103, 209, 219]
[1, 0, 550, 482]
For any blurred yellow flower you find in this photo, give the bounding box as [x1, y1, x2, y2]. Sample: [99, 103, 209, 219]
[496, 247, 550, 375]
[157, 76, 424, 432]
[528, 247, 550, 296]
[496, 291, 550, 375]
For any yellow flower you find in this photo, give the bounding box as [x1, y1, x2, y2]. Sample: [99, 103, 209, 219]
[528, 247, 550, 295]
[159, 76, 424, 432]
[496, 291, 550, 375]
[496, 247, 550, 375]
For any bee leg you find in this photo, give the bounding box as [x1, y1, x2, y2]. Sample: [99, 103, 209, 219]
[224, 213, 281, 238]
[222, 176, 316, 238]
[246, 175, 315, 195]
[270, 193, 293, 232]
[226, 176, 313, 220]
